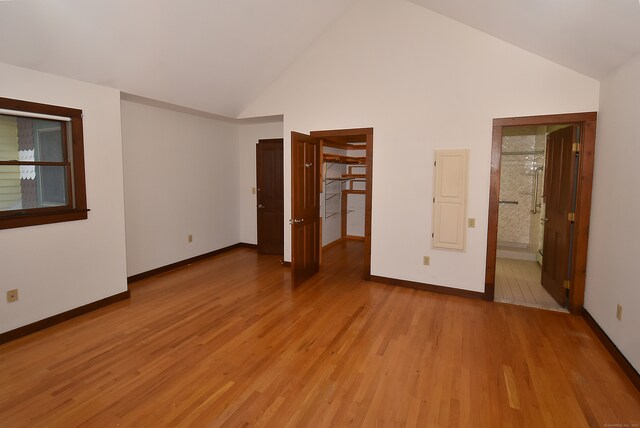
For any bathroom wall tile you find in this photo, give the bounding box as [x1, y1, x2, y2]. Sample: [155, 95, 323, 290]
[499, 132, 544, 247]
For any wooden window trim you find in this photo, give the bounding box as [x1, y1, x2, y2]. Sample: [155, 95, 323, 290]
[0, 96, 88, 230]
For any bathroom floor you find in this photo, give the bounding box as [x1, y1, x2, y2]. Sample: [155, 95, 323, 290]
[494, 258, 567, 312]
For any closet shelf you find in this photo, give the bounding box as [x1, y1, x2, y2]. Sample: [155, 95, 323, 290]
[341, 173, 366, 179]
[325, 176, 363, 183]
[323, 153, 366, 165]
[343, 189, 366, 195]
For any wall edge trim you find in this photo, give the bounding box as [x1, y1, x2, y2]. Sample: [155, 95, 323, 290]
[127, 242, 256, 284]
[582, 309, 640, 392]
[369, 275, 485, 300]
[0, 290, 130, 345]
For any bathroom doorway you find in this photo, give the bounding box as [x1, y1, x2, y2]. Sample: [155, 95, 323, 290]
[485, 112, 597, 314]
[494, 125, 571, 311]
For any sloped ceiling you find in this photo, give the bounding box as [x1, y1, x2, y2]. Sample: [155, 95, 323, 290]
[0, 0, 355, 117]
[409, 0, 640, 79]
[0, 0, 638, 118]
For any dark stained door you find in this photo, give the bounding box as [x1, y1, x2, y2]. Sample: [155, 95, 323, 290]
[541, 126, 579, 306]
[256, 139, 284, 255]
[291, 132, 320, 289]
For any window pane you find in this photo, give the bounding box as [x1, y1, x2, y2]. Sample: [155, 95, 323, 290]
[0, 115, 18, 162]
[0, 115, 65, 162]
[38, 165, 67, 206]
[0, 165, 67, 211]
[34, 120, 64, 162]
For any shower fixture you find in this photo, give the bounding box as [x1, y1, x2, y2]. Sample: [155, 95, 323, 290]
[531, 166, 544, 214]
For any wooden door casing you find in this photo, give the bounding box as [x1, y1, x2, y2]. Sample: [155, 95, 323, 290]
[291, 132, 320, 289]
[541, 125, 579, 306]
[256, 139, 284, 255]
[485, 112, 597, 314]
[309, 128, 374, 280]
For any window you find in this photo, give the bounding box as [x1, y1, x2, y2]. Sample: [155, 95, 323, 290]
[0, 97, 88, 229]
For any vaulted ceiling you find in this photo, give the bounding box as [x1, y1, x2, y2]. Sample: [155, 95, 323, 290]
[408, 0, 640, 79]
[0, 0, 355, 117]
[0, 0, 638, 118]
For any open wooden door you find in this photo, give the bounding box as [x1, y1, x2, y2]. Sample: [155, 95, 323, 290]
[256, 139, 284, 255]
[541, 125, 579, 306]
[291, 132, 320, 289]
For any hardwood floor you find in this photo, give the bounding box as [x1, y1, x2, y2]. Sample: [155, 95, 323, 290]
[1, 241, 639, 426]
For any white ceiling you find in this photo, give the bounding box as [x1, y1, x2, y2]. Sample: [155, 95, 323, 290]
[409, 0, 640, 80]
[0, 0, 354, 117]
[0, 0, 638, 118]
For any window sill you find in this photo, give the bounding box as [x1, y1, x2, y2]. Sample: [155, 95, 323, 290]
[0, 208, 90, 230]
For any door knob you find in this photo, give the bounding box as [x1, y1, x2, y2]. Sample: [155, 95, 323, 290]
[257, 204, 264, 208]
[293, 218, 303, 223]
[542, 218, 549, 223]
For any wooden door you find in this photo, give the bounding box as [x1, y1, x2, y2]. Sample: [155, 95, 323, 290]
[256, 139, 284, 255]
[541, 126, 579, 306]
[291, 132, 320, 289]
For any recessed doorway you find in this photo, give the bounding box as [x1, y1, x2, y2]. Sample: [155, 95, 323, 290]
[494, 124, 576, 312]
[485, 113, 597, 314]
[290, 128, 373, 289]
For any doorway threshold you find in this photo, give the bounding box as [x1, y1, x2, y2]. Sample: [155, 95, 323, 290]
[494, 298, 569, 313]
[494, 258, 567, 312]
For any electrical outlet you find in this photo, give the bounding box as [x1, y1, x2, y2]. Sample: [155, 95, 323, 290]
[188, 234, 193, 243]
[468, 218, 476, 228]
[423, 256, 430, 266]
[616, 304, 622, 321]
[7, 289, 18, 303]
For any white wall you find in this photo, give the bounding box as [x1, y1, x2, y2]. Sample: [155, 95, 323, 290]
[237, 120, 284, 245]
[0, 62, 127, 334]
[121, 100, 240, 276]
[241, 0, 600, 292]
[585, 53, 640, 371]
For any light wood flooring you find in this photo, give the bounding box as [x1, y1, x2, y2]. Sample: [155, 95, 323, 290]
[1, 241, 639, 426]
[495, 257, 566, 311]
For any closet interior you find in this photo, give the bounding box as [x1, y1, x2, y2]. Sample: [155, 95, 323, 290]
[319, 139, 367, 255]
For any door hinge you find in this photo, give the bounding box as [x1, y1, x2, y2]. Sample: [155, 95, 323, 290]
[434, 161, 436, 166]
[568, 212, 575, 222]
[572, 142, 580, 153]
[563, 280, 571, 290]
[432, 232, 434, 238]
[433, 197, 435, 203]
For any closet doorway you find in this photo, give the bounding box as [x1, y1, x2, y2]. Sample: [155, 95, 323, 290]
[290, 128, 372, 289]
[485, 113, 597, 314]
